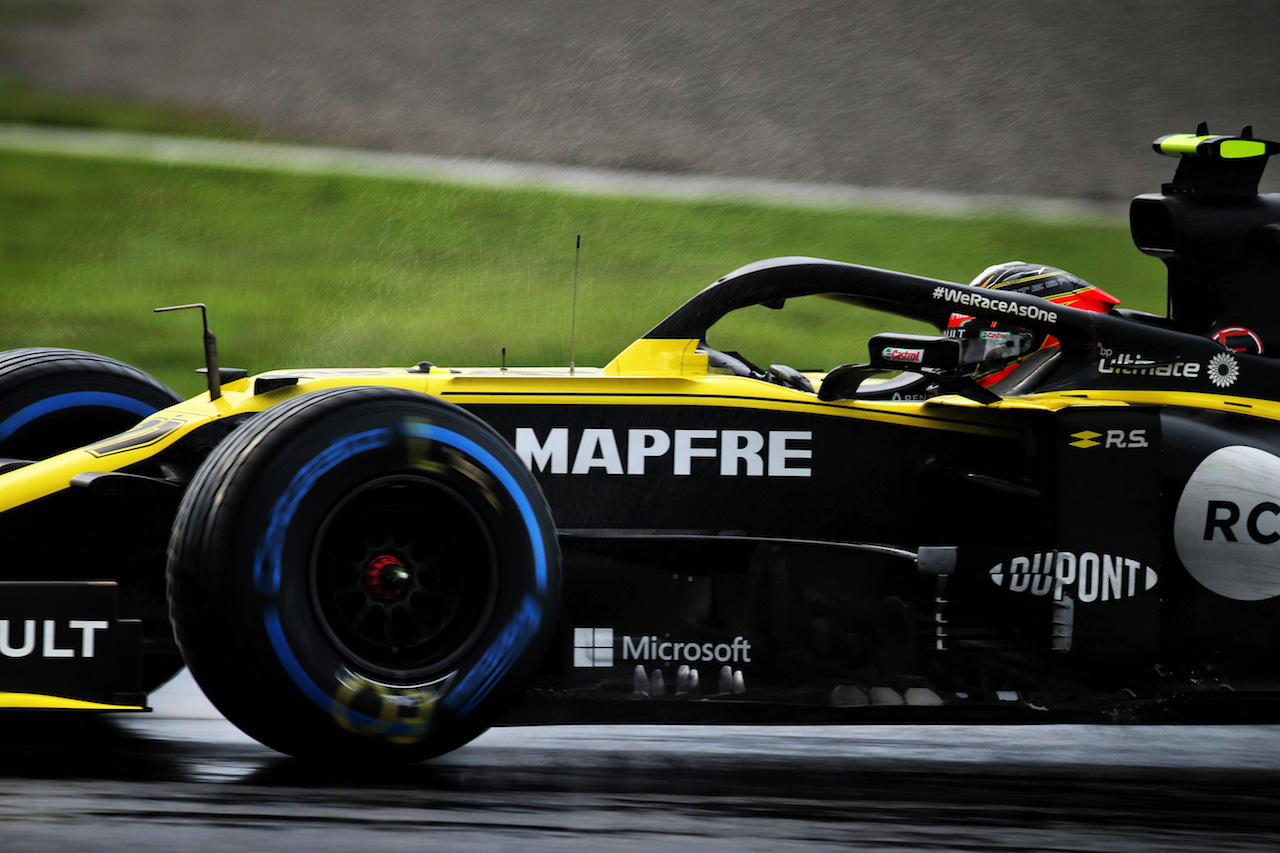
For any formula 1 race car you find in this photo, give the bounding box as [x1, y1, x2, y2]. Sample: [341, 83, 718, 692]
[4, 126, 1280, 764]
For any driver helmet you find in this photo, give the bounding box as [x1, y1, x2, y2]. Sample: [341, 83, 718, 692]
[945, 262, 1119, 386]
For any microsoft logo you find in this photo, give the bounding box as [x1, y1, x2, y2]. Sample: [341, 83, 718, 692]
[573, 627, 614, 667]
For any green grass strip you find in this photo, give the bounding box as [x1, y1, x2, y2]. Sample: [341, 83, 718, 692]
[0, 148, 1166, 398]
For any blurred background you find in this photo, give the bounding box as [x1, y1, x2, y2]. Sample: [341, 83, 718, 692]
[2, 0, 1279, 394]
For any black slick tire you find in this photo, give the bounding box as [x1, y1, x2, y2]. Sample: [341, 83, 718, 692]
[0, 348, 180, 460]
[0, 348, 183, 689]
[167, 386, 560, 764]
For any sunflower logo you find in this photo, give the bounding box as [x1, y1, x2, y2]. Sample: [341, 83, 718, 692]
[1208, 353, 1240, 388]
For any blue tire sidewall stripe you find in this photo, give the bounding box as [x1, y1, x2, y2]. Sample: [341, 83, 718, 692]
[0, 391, 160, 441]
[401, 421, 549, 595]
[253, 418, 550, 736]
[254, 427, 393, 732]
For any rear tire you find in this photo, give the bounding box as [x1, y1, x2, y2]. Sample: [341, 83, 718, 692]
[167, 387, 560, 763]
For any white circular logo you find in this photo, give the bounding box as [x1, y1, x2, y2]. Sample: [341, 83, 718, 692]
[1207, 353, 1240, 388]
[1174, 445, 1280, 600]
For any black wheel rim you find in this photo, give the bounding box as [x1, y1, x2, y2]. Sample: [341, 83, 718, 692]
[310, 474, 499, 682]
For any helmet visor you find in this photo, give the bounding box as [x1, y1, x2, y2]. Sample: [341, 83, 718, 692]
[948, 322, 1041, 375]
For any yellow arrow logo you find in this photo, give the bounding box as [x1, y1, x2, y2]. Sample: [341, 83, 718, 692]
[1069, 430, 1102, 449]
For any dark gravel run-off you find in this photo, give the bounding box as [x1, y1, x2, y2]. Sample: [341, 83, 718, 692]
[3, 1, 1280, 201]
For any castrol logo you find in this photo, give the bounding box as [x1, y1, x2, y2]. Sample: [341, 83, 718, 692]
[882, 347, 924, 363]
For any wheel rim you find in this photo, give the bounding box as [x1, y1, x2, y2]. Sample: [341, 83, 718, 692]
[310, 474, 499, 681]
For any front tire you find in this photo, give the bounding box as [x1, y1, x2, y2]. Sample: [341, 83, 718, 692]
[167, 387, 560, 763]
[0, 348, 179, 460]
[0, 348, 184, 690]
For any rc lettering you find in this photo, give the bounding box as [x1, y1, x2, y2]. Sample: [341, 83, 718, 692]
[1202, 499, 1280, 544]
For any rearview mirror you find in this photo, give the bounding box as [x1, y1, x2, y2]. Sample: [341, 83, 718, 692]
[868, 333, 962, 371]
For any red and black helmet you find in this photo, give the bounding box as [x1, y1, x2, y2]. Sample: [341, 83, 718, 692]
[946, 262, 1120, 385]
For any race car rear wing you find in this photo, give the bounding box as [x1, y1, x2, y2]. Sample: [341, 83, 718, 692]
[1131, 124, 1280, 353]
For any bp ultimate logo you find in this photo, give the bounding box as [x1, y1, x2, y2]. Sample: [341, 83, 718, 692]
[573, 627, 753, 668]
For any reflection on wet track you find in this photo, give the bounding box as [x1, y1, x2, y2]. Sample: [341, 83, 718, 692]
[4, 670, 1280, 851]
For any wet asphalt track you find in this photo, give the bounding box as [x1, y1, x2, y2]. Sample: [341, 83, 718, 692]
[2, 671, 1279, 851]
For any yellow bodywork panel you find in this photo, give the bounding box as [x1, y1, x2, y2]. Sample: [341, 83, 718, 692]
[603, 338, 707, 376]
[0, 370, 425, 513]
[3, 347, 1280, 517]
[0, 692, 146, 711]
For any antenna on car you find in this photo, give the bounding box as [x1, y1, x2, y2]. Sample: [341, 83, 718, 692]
[570, 234, 581, 377]
[153, 302, 245, 401]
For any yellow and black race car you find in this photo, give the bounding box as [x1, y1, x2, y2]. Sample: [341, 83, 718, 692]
[4, 127, 1280, 763]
